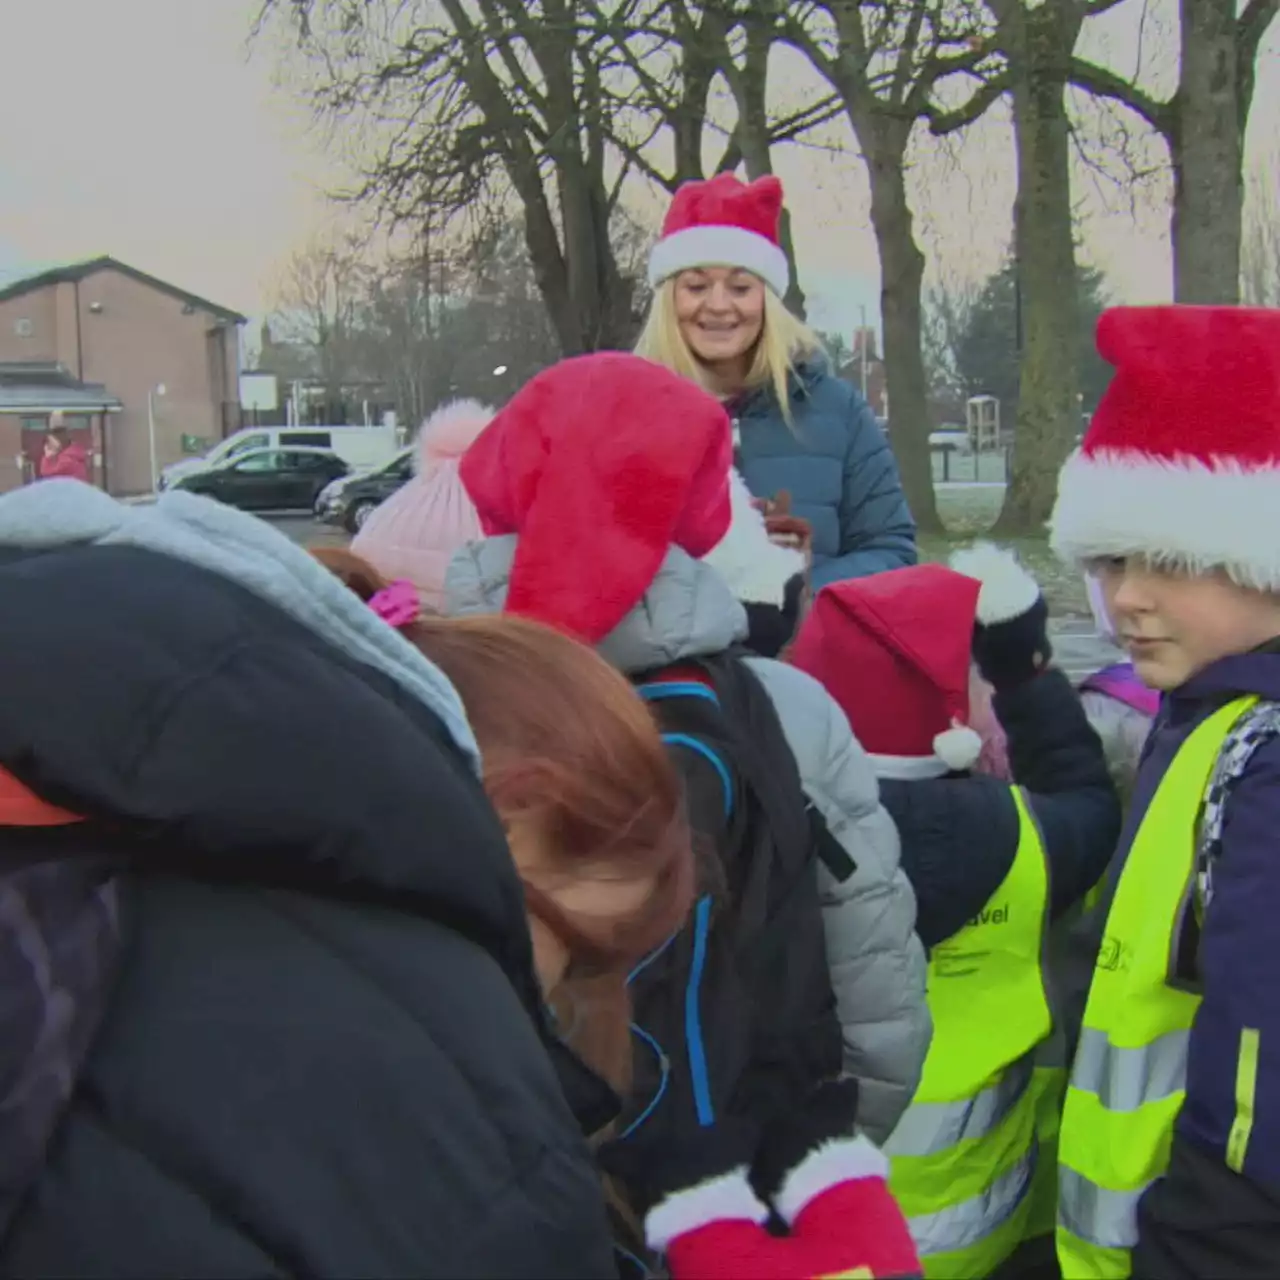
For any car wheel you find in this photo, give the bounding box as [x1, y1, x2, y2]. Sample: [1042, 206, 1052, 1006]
[346, 499, 379, 534]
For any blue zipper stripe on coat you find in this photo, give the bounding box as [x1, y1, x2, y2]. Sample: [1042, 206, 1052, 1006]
[686, 894, 715, 1127]
[660, 733, 733, 818]
[636, 681, 720, 705]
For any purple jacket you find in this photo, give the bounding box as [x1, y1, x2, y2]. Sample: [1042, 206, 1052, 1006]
[1126, 648, 1280, 1273]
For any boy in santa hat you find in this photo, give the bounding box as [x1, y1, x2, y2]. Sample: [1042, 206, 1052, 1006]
[1049, 305, 1280, 1280]
[786, 550, 1120, 1276]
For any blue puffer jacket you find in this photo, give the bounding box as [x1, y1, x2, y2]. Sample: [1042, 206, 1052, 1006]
[732, 363, 917, 588]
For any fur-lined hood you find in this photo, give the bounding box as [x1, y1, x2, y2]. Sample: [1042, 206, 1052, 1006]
[701, 468, 807, 608]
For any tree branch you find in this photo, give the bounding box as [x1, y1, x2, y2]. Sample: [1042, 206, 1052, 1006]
[1239, 0, 1280, 59]
[926, 71, 1010, 136]
[1068, 56, 1172, 137]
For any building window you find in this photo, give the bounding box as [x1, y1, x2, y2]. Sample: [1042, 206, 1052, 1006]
[20, 414, 91, 432]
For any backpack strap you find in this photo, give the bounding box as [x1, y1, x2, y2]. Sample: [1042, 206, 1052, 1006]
[1171, 699, 1280, 989]
[635, 665, 735, 821]
[1196, 699, 1280, 917]
[638, 662, 854, 883]
[0, 768, 83, 826]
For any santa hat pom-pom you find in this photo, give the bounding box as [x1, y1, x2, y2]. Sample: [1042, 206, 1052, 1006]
[415, 398, 495, 471]
[949, 541, 1041, 626]
[934, 722, 983, 771]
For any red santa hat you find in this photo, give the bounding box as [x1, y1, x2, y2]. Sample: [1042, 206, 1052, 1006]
[458, 353, 733, 642]
[649, 174, 789, 297]
[788, 564, 985, 778]
[1051, 305, 1280, 590]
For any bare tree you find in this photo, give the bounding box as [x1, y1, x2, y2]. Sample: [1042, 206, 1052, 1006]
[271, 231, 373, 419]
[1071, 0, 1280, 303]
[257, 0, 643, 355]
[921, 269, 980, 397]
[780, 0, 996, 534]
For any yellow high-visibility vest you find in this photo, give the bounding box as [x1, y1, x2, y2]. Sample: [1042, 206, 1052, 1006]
[887, 788, 1051, 1278]
[1056, 696, 1257, 1279]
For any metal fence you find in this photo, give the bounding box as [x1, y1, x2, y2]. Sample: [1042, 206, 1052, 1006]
[931, 447, 1010, 484]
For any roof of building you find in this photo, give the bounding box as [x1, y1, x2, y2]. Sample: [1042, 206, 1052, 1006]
[0, 256, 247, 324]
[0, 361, 122, 413]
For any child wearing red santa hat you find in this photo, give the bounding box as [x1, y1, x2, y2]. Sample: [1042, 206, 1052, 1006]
[785, 550, 1120, 1275]
[1048, 305, 1280, 1280]
[442, 350, 929, 1275]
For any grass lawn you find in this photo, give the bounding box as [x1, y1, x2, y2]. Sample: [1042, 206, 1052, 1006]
[920, 486, 1089, 620]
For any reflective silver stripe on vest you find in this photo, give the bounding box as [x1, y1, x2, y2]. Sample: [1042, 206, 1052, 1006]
[887, 1054, 1034, 1159]
[909, 1141, 1037, 1254]
[1071, 1026, 1189, 1112]
[1058, 1167, 1145, 1250]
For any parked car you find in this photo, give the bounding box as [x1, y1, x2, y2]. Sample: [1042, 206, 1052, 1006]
[173, 447, 349, 513]
[316, 447, 413, 532]
[159, 425, 398, 490]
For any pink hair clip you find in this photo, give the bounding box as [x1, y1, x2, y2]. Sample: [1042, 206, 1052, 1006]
[368, 579, 420, 629]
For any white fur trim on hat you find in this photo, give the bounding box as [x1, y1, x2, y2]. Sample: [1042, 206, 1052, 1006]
[949, 542, 1042, 625]
[1051, 448, 1280, 592]
[934, 723, 983, 771]
[867, 724, 982, 778]
[648, 225, 789, 296]
[867, 752, 952, 780]
[774, 1135, 888, 1226]
[701, 469, 806, 606]
[645, 1168, 769, 1251]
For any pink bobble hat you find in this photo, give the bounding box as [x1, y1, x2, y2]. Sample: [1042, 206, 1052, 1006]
[352, 398, 495, 609]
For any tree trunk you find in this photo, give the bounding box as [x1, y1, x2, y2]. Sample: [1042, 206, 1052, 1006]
[864, 126, 942, 535]
[1172, 0, 1243, 302]
[993, 5, 1082, 535]
[724, 21, 807, 318]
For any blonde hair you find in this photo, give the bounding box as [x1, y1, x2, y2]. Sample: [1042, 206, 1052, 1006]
[634, 277, 823, 424]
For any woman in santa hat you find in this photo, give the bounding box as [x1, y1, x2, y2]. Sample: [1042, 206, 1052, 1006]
[635, 172, 915, 588]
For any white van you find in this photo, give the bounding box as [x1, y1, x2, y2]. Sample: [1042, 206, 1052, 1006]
[159, 425, 399, 491]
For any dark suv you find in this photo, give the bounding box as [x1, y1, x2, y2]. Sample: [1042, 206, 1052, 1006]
[316, 448, 413, 532]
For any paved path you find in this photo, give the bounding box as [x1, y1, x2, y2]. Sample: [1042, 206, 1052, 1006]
[1049, 619, 1123, 683]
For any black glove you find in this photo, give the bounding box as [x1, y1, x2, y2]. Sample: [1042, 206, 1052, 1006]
[743, 573, 807, 658]
[598, 1117, 761, 1218]
[750, 1077, 861, 1203]
[950, 543, 1052, 690]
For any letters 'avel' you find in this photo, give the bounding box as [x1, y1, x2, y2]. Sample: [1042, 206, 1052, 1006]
[968, 904, 1010, 928]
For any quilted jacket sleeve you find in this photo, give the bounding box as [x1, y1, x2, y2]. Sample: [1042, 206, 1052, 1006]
[745, 658, 930, 1143]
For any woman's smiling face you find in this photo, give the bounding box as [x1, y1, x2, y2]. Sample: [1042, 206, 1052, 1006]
[673, 267, 766, 371]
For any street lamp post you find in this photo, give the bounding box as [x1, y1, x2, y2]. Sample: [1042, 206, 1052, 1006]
[147, 383, 166, 492]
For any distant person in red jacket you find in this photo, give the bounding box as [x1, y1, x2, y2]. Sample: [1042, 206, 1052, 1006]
[38, 417, 90, 483]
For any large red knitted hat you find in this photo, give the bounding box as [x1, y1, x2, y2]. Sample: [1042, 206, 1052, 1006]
[1051, 305, 1280, 590]
[459, 352, 733, 642]
[649, 174, 789, 296]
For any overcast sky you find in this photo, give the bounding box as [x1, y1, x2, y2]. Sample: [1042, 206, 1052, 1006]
[1, 0, 1275, 341]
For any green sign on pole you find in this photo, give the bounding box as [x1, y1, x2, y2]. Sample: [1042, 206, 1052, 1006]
[181, 434, 210, 456]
